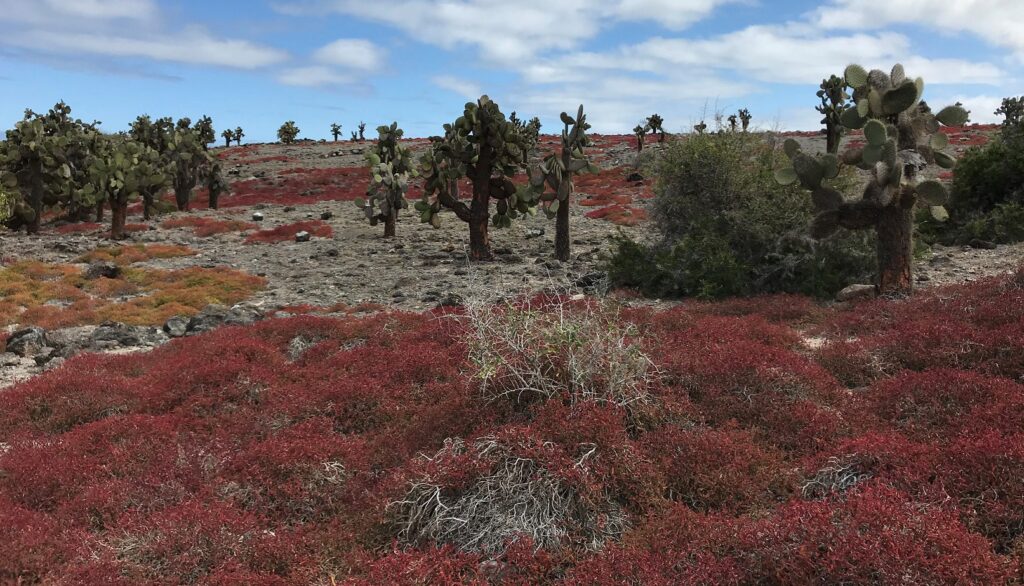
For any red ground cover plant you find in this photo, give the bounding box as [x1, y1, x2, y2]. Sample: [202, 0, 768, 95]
[54, 222, 102, 235]
[1, 273, 1023, 582]
[244, 220, 334, 244]
[161, 216, 258, 237]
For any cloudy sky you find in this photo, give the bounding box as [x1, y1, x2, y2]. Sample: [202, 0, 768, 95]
[0, 0, 1019, 141]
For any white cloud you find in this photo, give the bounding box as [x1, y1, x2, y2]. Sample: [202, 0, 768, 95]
[276, 0, 740, 64]
[0, 0, 157, 23]
[813, 0, 1024, 59]
[433, 75, 483, 99]
[0, 1, 288, 71]
[313, 39, 385, 71]
[278, 65, 356, 87]
[4, 28, 288, 70]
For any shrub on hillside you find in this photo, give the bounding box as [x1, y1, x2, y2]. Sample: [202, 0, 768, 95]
[607, 132, 875, 299]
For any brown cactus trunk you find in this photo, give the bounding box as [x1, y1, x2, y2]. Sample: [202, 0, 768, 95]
[143, 193, 153, 220]
[110, 201, 126, 240]
[175, 186, 190, 212]
[95, 199, 104, 222]
[469, 148, 494, 261]
[876, 207, 913, 296]
[825, 125, 841, 154]
[27, 162, 44, 235]
[384, 212, 396, 238]
[555, 199, 570, 262]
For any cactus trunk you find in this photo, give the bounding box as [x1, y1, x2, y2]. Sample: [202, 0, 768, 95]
[143, 193, 152, 220]
[384, 213, 396, 238]
[95, 199, 104, 222]
[825, 127, 841, 154]
[470, 149, 494, 260]
[110, 202, 127, 240]
[876, 207, 914, 296]
[555, 197, 570, 262]
[174, 185, 190, 212]
[27, 162, 44, 235]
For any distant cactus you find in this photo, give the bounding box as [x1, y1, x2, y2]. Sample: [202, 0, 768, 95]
[355, 122, 417, 238]
[221, 129, 233, 147]
[330, 123, 342, 142]
[419, 96, 536, 260]
[233, 127, 245, 145]
[634, 124, 648, 152]
[195, 116, 215, 149]
[647, 114, 666, 142]
[277, 121, 300, 144]
[775, 63, 969, 296]
[995, 96, 1024, 137]
[350, 131, 358, 142]
[509, 111, 542, 151]
[167, 125, 213, 211]
[738, 108, 752, 132]
[204, 161, 228, 210]
[727, 114, 739, 133]
[693, 121, 707, 135]
[816, 75, 850, 154]
[358, 122, 366, 142]
[529, 105, 597, 261]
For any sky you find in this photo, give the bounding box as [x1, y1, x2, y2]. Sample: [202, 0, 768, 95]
[0, 0, 1020, 142]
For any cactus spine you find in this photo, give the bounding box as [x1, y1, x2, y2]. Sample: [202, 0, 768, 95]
[529, 105, 597, 262]
[356, 122, 416, 238]
[775, 63, 969, 296]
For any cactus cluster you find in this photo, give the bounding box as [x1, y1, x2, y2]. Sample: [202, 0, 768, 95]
[509, 112, 542, 152]
[356, 122, 417, 238]
[419, 96, 535, 260]
[529, 105, 598, 261]
[775, 63, 969, 296]
[738, 109, 752, 132]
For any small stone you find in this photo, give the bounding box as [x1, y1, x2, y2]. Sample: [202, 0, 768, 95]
[163, 316, 189, 338]
[836, 284, 876, 303]
[33, 347, 55, 366]
[84, 261, 121, 280]
[320, 211, 334, 220]
[916, 274, 931, 282]
[968, 239, 997, 250]
[283, 206, 296, 212]
[43, 357, 66, 371]
[295, 231, 312, 243]
[626, 172, 644, 183]
[325, 249, 339, 257]
[252, 212, 265, 222]
[525, 228, 545, 239]
[436, 293, 464, 308]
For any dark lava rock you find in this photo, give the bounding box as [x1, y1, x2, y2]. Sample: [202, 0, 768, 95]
[295, 231, 312, 243]
[163, 316, 189, 338]
[6, 327, 47, 357]
[84, 261, 122, 280]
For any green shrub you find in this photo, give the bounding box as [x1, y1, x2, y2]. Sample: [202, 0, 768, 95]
[608, 132, 875, 299]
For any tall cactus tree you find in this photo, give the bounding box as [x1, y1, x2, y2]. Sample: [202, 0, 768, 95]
[166, 127, 212, 211]
[194, 116, 215, 150]
[221, 129, 234, 147]
[419, 96, 536, 261]
[356, 122, 417, 238]
[1, 102, 92, 234]
[633, 124, 648, 152]
[529, 105, 597, 262]
[233, 127, 245, 146]
[738, 108, 752, 132]
[647, 114, 666, 142]
[204, 161, 228, 210]
[278, 121, 300, 144]
[85, 138, 169, 239]
[775, 63, 969, 297]
[357, 122, 366, 142]
[330, 123, 342, 142]
[816, 75, 850, 154]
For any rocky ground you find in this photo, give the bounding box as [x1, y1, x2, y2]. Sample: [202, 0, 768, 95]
[2, 128, 1021, 389]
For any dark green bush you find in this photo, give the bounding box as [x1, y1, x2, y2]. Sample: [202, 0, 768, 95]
[607, 132, 875, 299]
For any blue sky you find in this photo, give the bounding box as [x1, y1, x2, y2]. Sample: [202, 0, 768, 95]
[0, 0, 1020, 142]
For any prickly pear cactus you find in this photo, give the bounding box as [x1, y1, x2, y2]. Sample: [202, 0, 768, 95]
[418, 95, 534, 260]
[85, 137, 168, 239]
[775, 63, 969, 296]
[647, 114, 666, 142]
[356, 122, 416, 238]
[816, 75, 849, 154]
[529, 105, 598, 261]
[634, 124, 648, 152]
